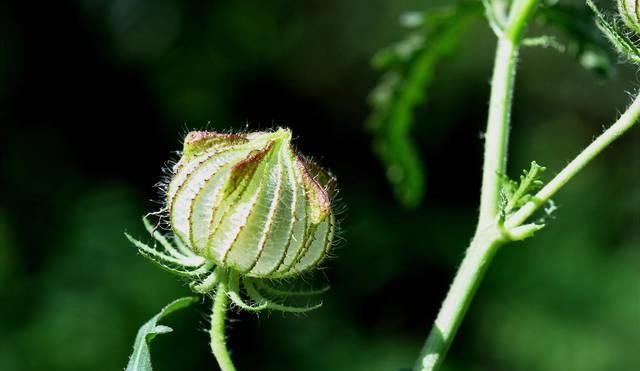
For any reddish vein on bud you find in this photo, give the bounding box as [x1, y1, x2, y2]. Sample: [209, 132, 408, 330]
[166, 128, 337, 278]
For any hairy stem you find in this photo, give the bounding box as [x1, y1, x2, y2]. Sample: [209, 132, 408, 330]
[210, 282, 236, 371]
[478, 37, 518, 224]
[413, 229, 504, 371]
[414, 1, 539, 370]
[506, 91, 640, 228]
[478, 0, 540, 225]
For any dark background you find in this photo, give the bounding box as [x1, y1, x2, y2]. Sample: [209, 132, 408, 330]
[1, 1, 639, 370]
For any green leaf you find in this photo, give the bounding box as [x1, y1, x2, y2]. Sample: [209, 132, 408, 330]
[536, 2, 618, 77]
[125, 296, 198, 371]
[366, 2, 482, 209]
[500, 161, 547, 216]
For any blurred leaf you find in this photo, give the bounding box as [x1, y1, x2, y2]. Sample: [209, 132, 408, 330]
[126, 296, 197, 371]
[536, 2, 618, 77]
[366, 2, 481, 209]
[541, 0, 559, 6]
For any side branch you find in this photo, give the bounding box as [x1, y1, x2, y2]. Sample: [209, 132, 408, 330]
[506, 92, 640, 229]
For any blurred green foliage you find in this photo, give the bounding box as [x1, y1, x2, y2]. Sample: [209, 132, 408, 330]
[0, 1, 638, 371]
[367, 2, 481, 209]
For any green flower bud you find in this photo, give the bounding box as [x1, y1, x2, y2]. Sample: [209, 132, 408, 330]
[166, 128, 336, 278]
[619, 0, 640, 34]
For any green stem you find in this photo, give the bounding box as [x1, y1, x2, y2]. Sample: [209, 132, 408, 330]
[413, 229, 504, 371]
[478, 0, 540, 225]
[210, 281, 237, 371]
[506, 0, 540, 41]
[505, 91, 640, 229]
[414, 1, 539, 370]
[415, 89, 640, 371]
[478, 36, 518, 224]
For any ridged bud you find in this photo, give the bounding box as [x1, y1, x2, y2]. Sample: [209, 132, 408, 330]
[619, 0, 640, 34]
[166, 128, 336, 278]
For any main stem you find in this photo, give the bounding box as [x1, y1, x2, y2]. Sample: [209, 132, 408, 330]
[478, 37, 518, 224]
[210, 282, 237, 371]
[413, 231, 504, 371]
[414, 1, 538, 370]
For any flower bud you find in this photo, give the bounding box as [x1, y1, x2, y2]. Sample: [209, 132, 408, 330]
[619, 0, 640, 34]
[166, 128, 336, 278]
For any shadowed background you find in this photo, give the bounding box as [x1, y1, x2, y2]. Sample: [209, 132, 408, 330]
[1, 0, 639, 370]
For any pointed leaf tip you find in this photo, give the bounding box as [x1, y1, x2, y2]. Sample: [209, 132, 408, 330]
[125, 296, 197, 371]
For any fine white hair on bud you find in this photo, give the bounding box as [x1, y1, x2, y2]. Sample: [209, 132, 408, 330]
[619, 0, 640, 34]
[124, 128, 338, 371]
[166, 128, 336, 278]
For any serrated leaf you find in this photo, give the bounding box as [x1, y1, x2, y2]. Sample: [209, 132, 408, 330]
[366, 2, 482, 209]
[125, 296, 198, 371]
[500, 161, 546, 216]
